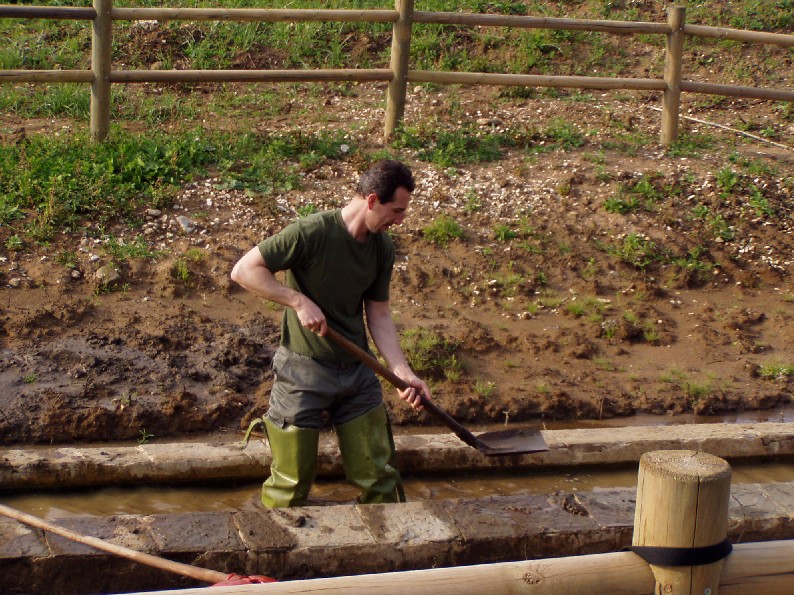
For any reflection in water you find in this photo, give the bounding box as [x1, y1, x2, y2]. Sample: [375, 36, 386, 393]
[4, 461, 792, 520]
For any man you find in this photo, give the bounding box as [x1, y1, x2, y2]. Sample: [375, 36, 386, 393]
[231, 160, 431, 507]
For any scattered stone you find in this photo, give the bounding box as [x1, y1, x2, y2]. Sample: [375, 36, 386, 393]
[95, 264, 121, 287]
[177, 216, 195, 233]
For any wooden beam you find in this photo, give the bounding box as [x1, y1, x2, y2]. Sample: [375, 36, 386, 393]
[407, 70, 667, 91]
[90, 0, 112, 143]
[661, 5, 685, 145]
[123, 541, 794, 594]
[0, 70, 94, 83]
[685, 24, 794, 48]
[413, 12, 670, 35]
[110, 7, 396, 23]
[0, 6, 95, 19]
[108, 69, 392, 83]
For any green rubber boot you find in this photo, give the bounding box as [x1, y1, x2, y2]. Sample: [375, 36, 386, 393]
[335, 405, 403, 504]
[261, 418, 320, 508]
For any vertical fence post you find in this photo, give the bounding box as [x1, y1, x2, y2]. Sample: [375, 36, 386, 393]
[633, 450, 732, 595]
[384, 0, 414, 141]
[91, 0, 112, 142]
[660, 5, 686, 145]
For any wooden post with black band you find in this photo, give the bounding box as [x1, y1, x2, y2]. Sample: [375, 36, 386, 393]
[630, 450, 733, 594]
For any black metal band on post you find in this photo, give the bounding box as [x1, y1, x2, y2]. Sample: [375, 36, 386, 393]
[623, 539, 733, 567]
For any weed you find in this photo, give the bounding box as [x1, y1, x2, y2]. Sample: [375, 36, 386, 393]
[137, 428, 154, 445]
[582, 257, 597, 279]
[609, 234, 664, 271]
[297, 203, 318, 217]
[566, 296, 608, 318]
[601, 319, 619, 339]
[565, 301, 587, 317]
[493, 224, 518, 241]
[643, 324, 660, 344]
[173, 258, 191, 284]
[105, 235, 162, 262]
[56, 250, 79, 269]
[759, 362, 794, 380]
[184, 247, 205, 263]
[23, 373, 37, 384]
[604, 193, 639, 214]
[464, 189, 482, 213]
[623, 310, 640, 325]
[423, 215, 464, 247]
[716, 167, 739, 197]
[748, 185, 775, 217]
[593, 357, 615, 371]
[538, 290, 561, 309]
[5, 235, 24, 251]
[474, 379, 497, 397]
[400, 328, 464, 381]
[394, 124, 504, 167]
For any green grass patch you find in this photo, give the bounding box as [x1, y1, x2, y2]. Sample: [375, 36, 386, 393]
[422, 215, 464, 246]
[400, 328, 464, 382]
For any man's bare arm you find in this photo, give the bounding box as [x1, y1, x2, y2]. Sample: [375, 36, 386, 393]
[231, 247, 326, 334]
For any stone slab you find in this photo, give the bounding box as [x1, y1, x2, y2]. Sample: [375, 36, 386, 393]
[145, 511, 245, 554]
[0, 482, 792, 595]
[2, 423, 791, 491]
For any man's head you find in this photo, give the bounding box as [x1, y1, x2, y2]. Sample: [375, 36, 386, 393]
[356, 160, 415, 204]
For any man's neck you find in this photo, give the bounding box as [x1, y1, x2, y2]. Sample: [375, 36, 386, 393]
[340, 198, 370, 242]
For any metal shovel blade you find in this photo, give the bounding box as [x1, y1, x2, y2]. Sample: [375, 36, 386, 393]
[324, 327, 549, 456]
[475, 427, 548, 456]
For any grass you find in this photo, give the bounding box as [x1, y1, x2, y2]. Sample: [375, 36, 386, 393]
[400, 328, 464, 382]
[1, 0, 790, 272]
[759, 362, 794, 380]
[0, 127, 353, 245]
[422, 215, 464, 247]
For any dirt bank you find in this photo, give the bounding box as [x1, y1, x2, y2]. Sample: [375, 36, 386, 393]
[1, 86, 793, 446]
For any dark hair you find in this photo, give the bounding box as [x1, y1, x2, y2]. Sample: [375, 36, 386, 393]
[356, 160, 415, 204]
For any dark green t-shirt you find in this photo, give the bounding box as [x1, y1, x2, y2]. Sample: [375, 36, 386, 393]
[258, 209, 395, 364]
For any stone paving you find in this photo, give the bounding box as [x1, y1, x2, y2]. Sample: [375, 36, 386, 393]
[0, 423, 792, 594]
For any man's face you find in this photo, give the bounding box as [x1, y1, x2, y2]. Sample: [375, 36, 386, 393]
[366, 186, 411, 233]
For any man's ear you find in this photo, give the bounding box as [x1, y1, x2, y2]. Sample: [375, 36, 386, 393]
[366, 193, 379, 209]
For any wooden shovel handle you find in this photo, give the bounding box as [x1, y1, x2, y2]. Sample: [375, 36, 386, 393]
[324, 327, 482, 450]
[0, 503, 230, 584]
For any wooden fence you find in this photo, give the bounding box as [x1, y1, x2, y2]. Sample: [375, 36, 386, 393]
[1, 2, 793, 144]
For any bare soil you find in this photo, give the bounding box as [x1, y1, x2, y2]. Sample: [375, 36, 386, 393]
[1, 83, 793, 447]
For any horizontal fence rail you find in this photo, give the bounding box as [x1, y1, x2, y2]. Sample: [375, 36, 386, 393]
[1, 2, 793, 143]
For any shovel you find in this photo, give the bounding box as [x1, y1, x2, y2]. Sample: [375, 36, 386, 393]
[325, 327, 548, 456]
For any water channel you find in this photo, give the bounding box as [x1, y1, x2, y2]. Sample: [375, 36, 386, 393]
[4, 406, 793, 520]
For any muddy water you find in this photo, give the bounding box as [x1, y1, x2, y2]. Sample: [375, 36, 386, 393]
[4, 408, 793, 520]
[5, 461, 793, 520]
